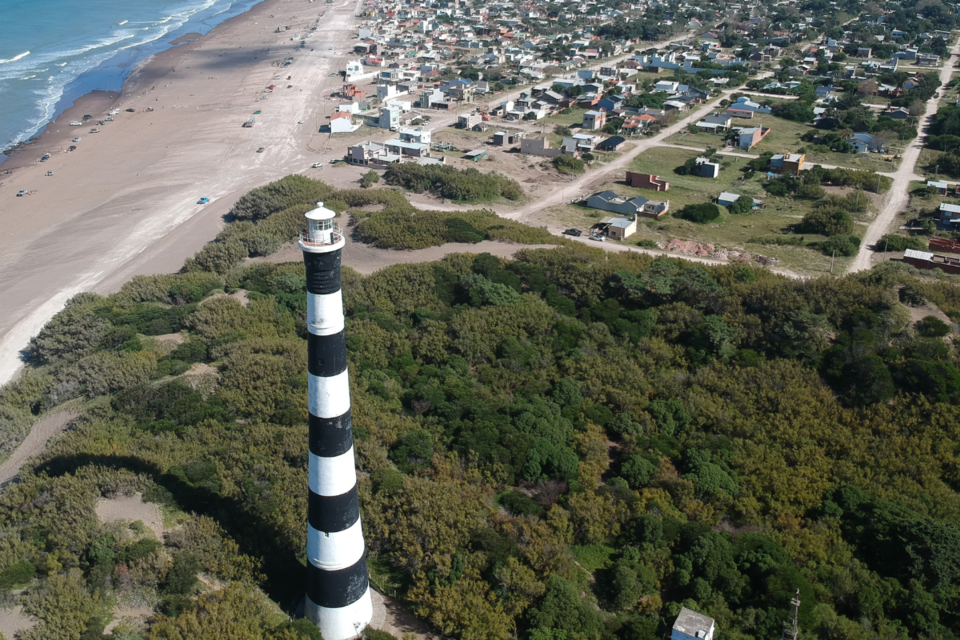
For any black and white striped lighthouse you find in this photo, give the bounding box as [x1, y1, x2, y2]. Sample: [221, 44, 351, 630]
[300, 202, 373, 639]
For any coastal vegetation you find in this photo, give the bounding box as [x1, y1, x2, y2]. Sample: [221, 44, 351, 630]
[1, 174, 960, 639]
[382, 164, 524, 203]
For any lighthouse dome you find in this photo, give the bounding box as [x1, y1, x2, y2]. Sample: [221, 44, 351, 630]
[305, 201, 336, 221]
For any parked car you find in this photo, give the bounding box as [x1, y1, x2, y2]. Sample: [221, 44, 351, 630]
[311, 162, 323, 168]
[197, 197, 210, 204]
[16, 190, 28, 197]
[563, 228, 581, 237]
[590, 234, 605, 242]
[256, 147, 265, 153]
[72, 137, 81, 142]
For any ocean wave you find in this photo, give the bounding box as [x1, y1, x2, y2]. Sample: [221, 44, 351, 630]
[1, 0, 255, 151]
[20, 75, 36, 80]
[118, 20, 128, 25]
[0, 51, 30, 64]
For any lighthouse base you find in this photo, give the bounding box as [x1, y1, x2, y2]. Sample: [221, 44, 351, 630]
[306, 586, 374, 640]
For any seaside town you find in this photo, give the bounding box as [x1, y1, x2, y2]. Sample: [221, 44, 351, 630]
[1, 0, 960, 638]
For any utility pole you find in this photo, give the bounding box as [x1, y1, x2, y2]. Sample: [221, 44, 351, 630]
[830, 248, 836, 274]
[782, 590, 801, 640]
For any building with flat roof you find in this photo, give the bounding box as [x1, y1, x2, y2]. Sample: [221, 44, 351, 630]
[672, 607, 715, 640]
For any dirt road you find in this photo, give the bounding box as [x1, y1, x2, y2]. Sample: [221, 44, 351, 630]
[848, 39, 960, 273]
[0, 410, 76, 488]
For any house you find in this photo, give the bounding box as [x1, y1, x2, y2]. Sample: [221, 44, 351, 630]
[654, 80, 680, 93]
[346, 141, 399, 166]
[604, 216, 638, 240]
[769, 153, 805, 176]
[596, 136, 626, 152]
[625, 172, 670, 191]
[727, 96, 772, 117]
[883, 107, 911, 120]
[916, 53, 941, 67]
[927, 180, 949, 195]
[815, 85, 836, 99]
[621, 114, 658, 134]
[384, 138, 430, 159]
[695, 157, 720, 178]
[583, 109, 607, 131]
[849, 132, 887, 153]
[903, 248, 960, 275]
[378, 106, 402, 130]
[696, 113, 733, 132]
[398, 127, 431, 145]
[458, 113, 483, 129]
[738, 127, 771, 150]
[492, 131, 523, 146]
[937, 203, 960, 231]
[520, 137, 564, 158]
[672, 608, 715, 640]
[586, 190, 670, 218]
[328, 112, 360, 133]
[718, 192, 742, 207]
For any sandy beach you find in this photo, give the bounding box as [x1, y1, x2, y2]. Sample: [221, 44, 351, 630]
[0, 0, 364, 385]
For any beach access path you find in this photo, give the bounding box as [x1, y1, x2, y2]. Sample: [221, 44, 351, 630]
[0, 0, 364, 386]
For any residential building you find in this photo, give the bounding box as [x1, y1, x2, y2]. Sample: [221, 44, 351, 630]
[398, 126, 431, 144]
[493, 131, 523, 146]
[458, 113, 483, 129]
[770, 153, 805, 176]
[385, 138, 430, 158]
[929, 238, 960, 255]
[696, 113, 733, 132]
[346, 141, 398, 166]
[672, 608, 715, 640]
[738, 127, 771, 150]
[849, 132, 887, 153]
[586, 190, 669, 218]
[903, 248, 960, 274]
[520, 137, 563, 158]
[596, 136, 626, 152]
[378, 106, 401, 130]
[937, 203, 960, 231]
[625, 172, 670, 191]
[583, 109, 607, 131]
[329, 112, 359, 133]
[694, 157, 720, 178]
[604, 216, 638, 240]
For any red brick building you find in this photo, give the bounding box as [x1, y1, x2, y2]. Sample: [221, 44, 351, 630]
[625, 172, 670, 191]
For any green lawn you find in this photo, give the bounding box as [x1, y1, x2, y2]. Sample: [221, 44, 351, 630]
[665, 113, 901, 172]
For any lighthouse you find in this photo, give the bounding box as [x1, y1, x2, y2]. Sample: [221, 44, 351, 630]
[300, 203, 373, 639]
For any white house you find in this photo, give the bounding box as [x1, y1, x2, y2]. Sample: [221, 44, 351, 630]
[672, 608, 715, 640]
[329, 112, 360, 133]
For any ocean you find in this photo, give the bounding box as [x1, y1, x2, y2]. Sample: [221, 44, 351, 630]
[0, 0, 264, 158]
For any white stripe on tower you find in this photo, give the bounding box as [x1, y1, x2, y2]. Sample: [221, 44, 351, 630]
[300, 203, 373, 640]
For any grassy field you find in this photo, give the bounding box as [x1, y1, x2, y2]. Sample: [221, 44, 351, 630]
[520, 146, 856, 274]
[917, 147, 947, 178]
[665, 112, 901, 172]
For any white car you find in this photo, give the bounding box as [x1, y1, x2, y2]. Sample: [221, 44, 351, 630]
[69, 121, 82, 126]
[591, 234, 605, 242]
[311, 162, 323, 168]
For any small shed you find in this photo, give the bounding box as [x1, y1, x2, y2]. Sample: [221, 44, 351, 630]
[463, 149, 488, 162]
[596, 136, 626, 152]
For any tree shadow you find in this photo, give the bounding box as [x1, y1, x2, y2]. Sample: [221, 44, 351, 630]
[34, 453, 307, 611]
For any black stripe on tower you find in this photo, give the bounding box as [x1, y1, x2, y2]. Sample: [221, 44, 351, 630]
[307, 558, 369, 608]
[308, 485, 361, 533]
[307, 331, 348, 378]
[304, 250, 342, 295]
[309, 412, 354, 458]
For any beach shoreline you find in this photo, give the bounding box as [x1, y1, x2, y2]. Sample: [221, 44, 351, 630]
[0, 0, 363, 385]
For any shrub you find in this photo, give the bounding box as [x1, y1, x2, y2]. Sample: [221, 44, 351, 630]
[552, 155, 585, 175]
[0, 560, 36, 591]
[797, 209, 854, 236]
[917, 316, 951, 337]
[384, 164, 523, 202]
[726, 196, 753, 215]
[876, 234, 927, 252]
[748, 235, 806, 246]
[621, 455, 658, 489]
[360, 170, 380, 188]
[499, 490, 546, 517]
[819, 234, 861, 257]
[231, 175, 332, 222]
[676, 203, 721, 224]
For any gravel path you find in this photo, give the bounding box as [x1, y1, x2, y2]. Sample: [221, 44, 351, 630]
[849, 38, 960, 273]
[0, 410, 77, 489]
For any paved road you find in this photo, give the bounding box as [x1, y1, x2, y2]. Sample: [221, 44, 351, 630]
[848, 38, 960, 273]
